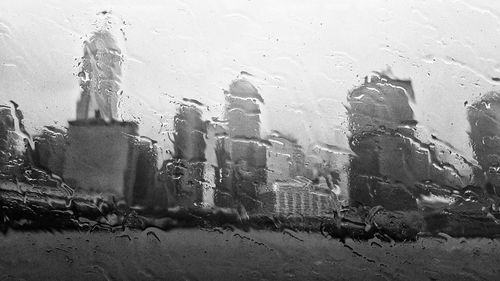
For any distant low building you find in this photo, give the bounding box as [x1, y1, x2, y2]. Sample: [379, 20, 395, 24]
[159, 159, 205, 208]
[266, 131, 307, 184]
[258, 179, 338, 217]
[202, 163, 216, 207]
[306, 143, 350, 204]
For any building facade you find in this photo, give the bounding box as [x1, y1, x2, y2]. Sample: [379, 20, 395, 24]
[63, 120, 139, 202]
[347, 73, 419, 210]
[468, 91, 500, 196]
[213, 79, 267, 212]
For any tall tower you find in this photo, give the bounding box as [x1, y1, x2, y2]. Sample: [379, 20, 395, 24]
[63, 30, 138, 203]
[163, 105, 208, 208]
[225, 79, 266, 168]
[347, 73, 419, 210]
[348, 73, 474, 211]
[213, 78, 267, 213]
[76, 29, 123, 121]
[173, 105, 207, 162]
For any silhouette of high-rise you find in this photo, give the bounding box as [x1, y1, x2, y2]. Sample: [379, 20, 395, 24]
[204, 122, 228, 207]
[162, 104, 208, 208]
[62, 30, 139, 203]
[347, 73, 419, 210]
[347, 73, 474, 210]
[210, 122, 234, 208]
[225, 79, 267, 168]
[213, 79, 267, 213]
[173, 105, 207, 162]
[130, 137, 163, 208]
[467, 91, 500, 196]
[76, 29, 123, 121]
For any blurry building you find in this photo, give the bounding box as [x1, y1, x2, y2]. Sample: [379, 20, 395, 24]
[63, 119, 139, 202]
[0, 105, 16, 166]
[161, 105, 208, 208]
[265, 131, 307, 184]
[76, 29, 123, 121]
[33, 126, 67, 176]
[347, 73, 419, 210]
[258, 178, 337, 217]
[201, 163, 215, 207]
[0, 103, 31, 180]
[130, 137, 165, 208]
[160, 159, 205, 208]
[347, 73, 473, 210]
[204, 122, 229, 207]
[467, 91, 500, 196]
[173, 105, 207, 162]
[225, 79, 267, 169]
[306, 144, 350, 204]
[61, 29, 142, 203]
[0, 104, 29, 162]
[211, 123, 234, 209]
[213, 79, 268, 213]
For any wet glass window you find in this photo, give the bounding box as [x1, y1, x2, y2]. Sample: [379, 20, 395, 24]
[1, 0, 500, 280]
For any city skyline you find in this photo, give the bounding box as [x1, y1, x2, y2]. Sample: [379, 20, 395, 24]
[0, 71, 489, 213]
[0, 25, 496, 220]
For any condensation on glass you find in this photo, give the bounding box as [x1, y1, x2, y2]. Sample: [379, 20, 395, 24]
[1, 1, 500, 280]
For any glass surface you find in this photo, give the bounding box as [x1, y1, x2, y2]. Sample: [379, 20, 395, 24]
[1, 0, 500, 279]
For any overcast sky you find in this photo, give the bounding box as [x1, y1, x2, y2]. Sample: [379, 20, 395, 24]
[1, 0, 500, 160]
